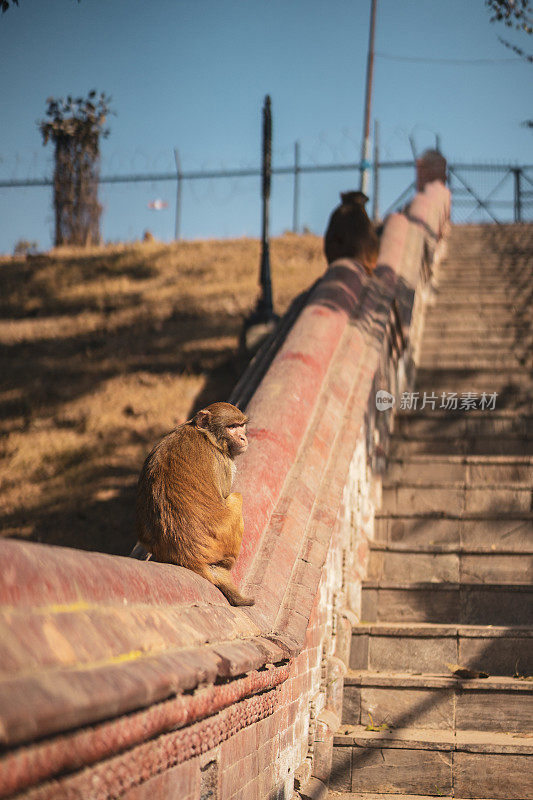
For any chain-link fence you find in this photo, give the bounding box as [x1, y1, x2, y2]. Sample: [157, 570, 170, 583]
[1, 154, 532, 253]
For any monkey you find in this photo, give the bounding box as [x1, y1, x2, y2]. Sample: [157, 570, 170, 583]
[324, 190, 379, 274]
[131, 402, 254, 606]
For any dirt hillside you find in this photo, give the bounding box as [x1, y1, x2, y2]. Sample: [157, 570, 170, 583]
[0, 233, 325, 556]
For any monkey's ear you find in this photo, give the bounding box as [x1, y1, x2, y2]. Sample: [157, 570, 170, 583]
[194, 409, 211, 429]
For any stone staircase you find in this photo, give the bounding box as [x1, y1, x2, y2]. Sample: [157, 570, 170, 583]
[330, 224, 533, 800]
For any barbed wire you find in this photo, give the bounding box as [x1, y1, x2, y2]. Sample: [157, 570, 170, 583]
[1, 138, 532, 251]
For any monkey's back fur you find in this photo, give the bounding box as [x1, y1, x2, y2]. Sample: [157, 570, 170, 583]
[135, 423, 239, 569]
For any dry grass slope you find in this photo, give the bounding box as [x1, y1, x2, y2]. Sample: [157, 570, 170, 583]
[0, 233, 325, 555]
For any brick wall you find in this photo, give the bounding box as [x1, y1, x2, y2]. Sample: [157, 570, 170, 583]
[0, 181, 450, 800]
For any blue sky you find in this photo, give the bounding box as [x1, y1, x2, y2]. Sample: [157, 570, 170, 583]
[0, 0, 531, 252]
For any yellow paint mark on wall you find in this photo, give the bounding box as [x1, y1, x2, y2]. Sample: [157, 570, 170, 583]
[44, 601, 92, 614]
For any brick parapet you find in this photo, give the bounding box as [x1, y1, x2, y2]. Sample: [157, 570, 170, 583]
[0, 180, 450, 799]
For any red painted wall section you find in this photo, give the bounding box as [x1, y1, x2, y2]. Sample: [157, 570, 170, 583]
[0, 181, 451, 800]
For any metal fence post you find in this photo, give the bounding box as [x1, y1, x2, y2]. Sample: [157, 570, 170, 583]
[173, 148, 182, 240]
[293, 140, 300, 233]
[513, 168, 522, 223]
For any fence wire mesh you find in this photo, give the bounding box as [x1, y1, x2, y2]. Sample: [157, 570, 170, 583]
[1, 153, 532, 253]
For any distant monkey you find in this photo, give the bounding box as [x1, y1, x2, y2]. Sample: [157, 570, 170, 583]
[324, 190, 379, 273]
[131, 402, 254, 606]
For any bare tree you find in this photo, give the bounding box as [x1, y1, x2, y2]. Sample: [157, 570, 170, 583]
[2, 0, 80, 11]
[39, 92, 112, 247]
[486, 0, 532, 61]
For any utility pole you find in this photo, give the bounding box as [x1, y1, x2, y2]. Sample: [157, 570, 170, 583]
[360, 0, 377, 195]
[372, 119, 380, 222]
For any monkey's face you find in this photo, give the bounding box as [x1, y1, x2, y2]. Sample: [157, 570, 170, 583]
[225, 423, 248, 457]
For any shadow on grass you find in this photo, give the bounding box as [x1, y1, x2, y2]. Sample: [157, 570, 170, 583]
[0, 260, 252, 554]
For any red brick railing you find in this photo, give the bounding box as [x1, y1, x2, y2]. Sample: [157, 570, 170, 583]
[0, 181, 450, 800]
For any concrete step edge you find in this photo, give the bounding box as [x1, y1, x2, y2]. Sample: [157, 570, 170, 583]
[333, 725, 533, 754]
[382, 481, 533, 490]
[390, 435, 532, 443]
[374, 511, 533, 520]
[395, 411, 531, 419]
[382, 481, 532, 489]
[385, 454, 533, 462]
[415, 367, 533, 373]
[362, 580, 532, 591]
[328, 794, 475, 800]
[351, 622, 533, 637]
[369, 542, 533, 555]
[344, 670, 533, 691]
[419, 360, 533, 366]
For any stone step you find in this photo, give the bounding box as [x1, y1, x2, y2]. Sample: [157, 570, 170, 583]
[361, 581, 532, 625]
[381, 485, 532, 515]
[393, 413, 532, 438]
[421, 326, 528, 338]
[329, 794, 485, 800]
[349, 622, 533, 676]
[431, 282, 533, 292]
[432, 292, 529, 302]
[438, 259, 533, 268]
[421, 326, 527, 338]
[419, 356, 533, 369]
[434, 291, 529, 300]
[374, 511, 533, 550]
[429, 285, 530, 293]
[440, 253, 533, 260]
[415, 368, 533, 388]
[342, 671, 533, 733]
[390, 436, 532, 457]
[420, 336, 529, 348]
[425, 313, 529, 324]
[426, 300, 527, 308]
[420, 341, 531, 350]
[437, 271, 531, 278]
[367, 543, 533, 584]
[435, 266, 531, 274]
[418, 353, 531, 364]
[425, 297, 529, 306]
[419, 339, 531, 348]
[436, 278, 533, 286]
[331, 726, 533, 798]
[383, 455, 533, 487]
[423, 313, 528, 323]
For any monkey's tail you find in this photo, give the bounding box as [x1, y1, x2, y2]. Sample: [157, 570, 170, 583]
[129, 541, 153, 561]
[208, 565, 255, 607]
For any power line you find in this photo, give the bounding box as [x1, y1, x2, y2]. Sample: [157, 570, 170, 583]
[376, 51, 522, 64]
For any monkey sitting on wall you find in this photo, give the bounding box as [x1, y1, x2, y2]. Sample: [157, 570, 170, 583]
[130, 402, 254, 606]
[324, 190, 379, 274]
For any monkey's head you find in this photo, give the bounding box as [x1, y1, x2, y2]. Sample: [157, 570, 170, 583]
[193, 402, 249, 458]
[340, 191, 369, 206]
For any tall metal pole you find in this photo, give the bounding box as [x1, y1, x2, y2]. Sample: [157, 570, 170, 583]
[372, 119, 380, 222]
[360, 0, 377, 195]
[173, 148, 182, 240]
[293, 140, 300, 233]
[258, 94, 274, 317]
[240, 95, 278, 351]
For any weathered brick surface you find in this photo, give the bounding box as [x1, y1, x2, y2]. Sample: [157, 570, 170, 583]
[0, 181, 450, 799]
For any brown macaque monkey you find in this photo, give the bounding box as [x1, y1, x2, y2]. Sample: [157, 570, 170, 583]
[131, 402, 254, 606]
[324, 190, 379, 274]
